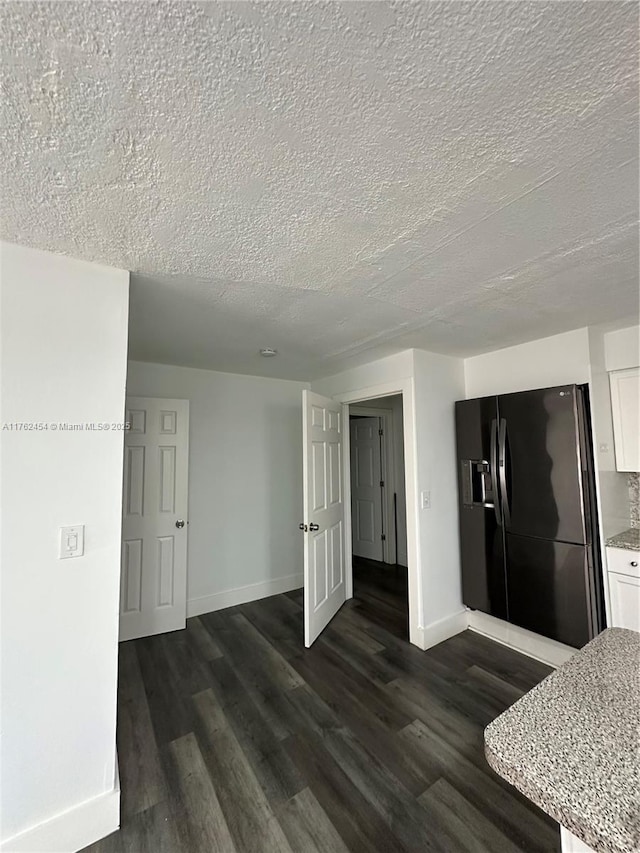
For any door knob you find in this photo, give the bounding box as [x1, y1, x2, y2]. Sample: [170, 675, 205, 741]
[309, 523, 320, 531]
[299, 523, 308, 532]
[175, 519, 185, 529]
[631, 561, 638, 567]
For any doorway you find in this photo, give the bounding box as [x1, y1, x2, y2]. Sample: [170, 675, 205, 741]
[349, 395, 409, 640]
[302, 378, 420, 649]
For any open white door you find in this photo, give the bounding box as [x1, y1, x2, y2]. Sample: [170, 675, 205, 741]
[350, 416, 384, 561]
[302, 390, 347, 647]
[120, 397, 189, 642]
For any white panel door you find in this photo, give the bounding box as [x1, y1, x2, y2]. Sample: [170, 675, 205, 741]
[120, 397, 189, 642]
[302, 390, 346, 647]
[350, 417, 383, 561]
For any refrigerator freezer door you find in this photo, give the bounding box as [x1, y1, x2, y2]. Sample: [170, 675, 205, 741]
[505, 533, 591, 648]
[455, 398, 507, 620]
[460, 506, 507, 619]
[498, 386, 586, 545]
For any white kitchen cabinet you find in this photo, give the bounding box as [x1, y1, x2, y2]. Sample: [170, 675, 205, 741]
[606, 546, 640, 579]
[560, 826, 596, 852]
[560, 826, 594, 853]
[608, 572, 640, 631]
[609, 367, 639, 472]
[606, 547, 640, 631]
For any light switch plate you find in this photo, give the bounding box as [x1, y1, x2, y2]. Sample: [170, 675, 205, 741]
[59, 525, 84, 559]
[421, 490, 431, 509]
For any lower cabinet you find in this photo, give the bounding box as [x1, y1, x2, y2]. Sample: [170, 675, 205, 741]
[608, 572, 640, 631]
[606, 547, 640, 631]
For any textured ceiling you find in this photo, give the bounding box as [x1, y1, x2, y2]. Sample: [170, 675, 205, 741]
[1, 1, 638, 380]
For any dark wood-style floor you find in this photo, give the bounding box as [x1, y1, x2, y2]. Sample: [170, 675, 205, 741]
[85, 563, 559, 853]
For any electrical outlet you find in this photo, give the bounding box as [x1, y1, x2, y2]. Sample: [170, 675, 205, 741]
[59, 525, 84, 559]
[421, 490, 431, 509]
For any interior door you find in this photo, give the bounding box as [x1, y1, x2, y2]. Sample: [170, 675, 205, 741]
[302, 390, 346, 647]
[350, 417, 383, 561]
[120, 397, 189, 642]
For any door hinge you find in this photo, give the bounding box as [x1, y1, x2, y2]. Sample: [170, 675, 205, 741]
[380, 480, 385, 488]
[381, 534, 386, 541]
[379, 429, 384, 436]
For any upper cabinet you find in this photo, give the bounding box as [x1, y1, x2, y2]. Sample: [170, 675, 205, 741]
[609, 367, 639, 472]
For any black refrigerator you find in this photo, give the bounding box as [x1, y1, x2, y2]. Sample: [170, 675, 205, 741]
[455, 384, 605, 648]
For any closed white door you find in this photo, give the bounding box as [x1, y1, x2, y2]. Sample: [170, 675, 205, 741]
[302, 390, 346, 647]
[350, 417, 383, 561]
[120, 397, 189, 642]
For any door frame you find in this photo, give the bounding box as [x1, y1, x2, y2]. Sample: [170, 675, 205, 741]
[349, 405, 398, 564]
[335, 378, 421, 648]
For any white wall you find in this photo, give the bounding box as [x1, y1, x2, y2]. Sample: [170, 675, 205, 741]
[464, 328, 591, 398]
[588, 326, 632, 538]
[1, 243, 129, 850]
[604, 325, 640, 371]
[312, 350, 415, 399]
[412, 349, 466, 630]
[126, 361, 308, 614]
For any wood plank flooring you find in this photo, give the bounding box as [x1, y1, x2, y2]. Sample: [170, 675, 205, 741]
[84, 565, 560, 853]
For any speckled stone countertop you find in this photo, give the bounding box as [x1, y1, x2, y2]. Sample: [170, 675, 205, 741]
[485, 628, 640, 853]
[606, 528, 640, 551]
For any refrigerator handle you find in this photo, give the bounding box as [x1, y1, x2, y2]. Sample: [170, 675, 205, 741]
[490, 419, 502, 526]
[498, 417, 511, 528]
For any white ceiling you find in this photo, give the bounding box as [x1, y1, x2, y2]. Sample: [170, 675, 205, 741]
[1, 1, 638, 380]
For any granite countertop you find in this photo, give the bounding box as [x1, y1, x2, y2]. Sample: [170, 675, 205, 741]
[485, 628, 640, 853]
[606, 528, 640, 552]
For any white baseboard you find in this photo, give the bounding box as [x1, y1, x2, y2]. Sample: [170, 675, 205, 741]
[186, 574, 576, 669]
[114, 751, 119, 791]
[414, 609, 468, 650]
[1, 786, 120, 853]
[187, 573, 303, 618]
[466, 610, 576, 668]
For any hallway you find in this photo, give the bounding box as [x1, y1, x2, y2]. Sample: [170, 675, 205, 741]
[352, 555, 409, 641]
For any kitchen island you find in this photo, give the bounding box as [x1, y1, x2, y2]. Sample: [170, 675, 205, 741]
[485, 628, 640, 853]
